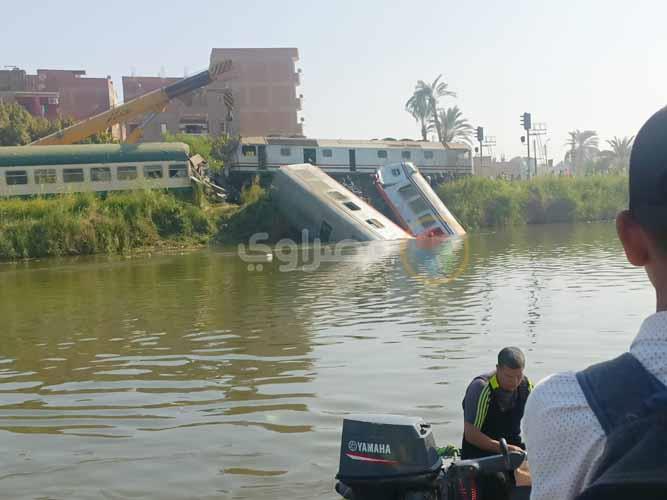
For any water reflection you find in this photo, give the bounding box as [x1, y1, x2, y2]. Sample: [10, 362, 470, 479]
[0, 222, 652, 499]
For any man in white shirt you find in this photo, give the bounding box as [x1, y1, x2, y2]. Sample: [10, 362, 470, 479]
[523, 106, 667, 500]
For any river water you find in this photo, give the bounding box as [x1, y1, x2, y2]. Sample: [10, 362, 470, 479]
[0, 222, 654, 499]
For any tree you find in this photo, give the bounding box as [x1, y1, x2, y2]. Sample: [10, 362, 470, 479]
[601, 135, 634, 173]
[0, 102, 116, 146]
[434, 106, 474, 146]
[406, 75, 456, 143]
[565, 130, 599, 175]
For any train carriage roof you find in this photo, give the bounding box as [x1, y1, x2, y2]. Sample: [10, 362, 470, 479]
[240, 137, 470, 150]
[0, 143, 190, 168]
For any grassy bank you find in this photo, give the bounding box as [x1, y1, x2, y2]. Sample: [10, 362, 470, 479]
[437, 175, 628, 229]
[0, 190, 215, 259]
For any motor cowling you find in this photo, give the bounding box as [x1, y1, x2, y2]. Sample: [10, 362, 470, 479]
[335, 415, 445, 500]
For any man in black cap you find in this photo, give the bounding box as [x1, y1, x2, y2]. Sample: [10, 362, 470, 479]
[523, 106, 667, 500]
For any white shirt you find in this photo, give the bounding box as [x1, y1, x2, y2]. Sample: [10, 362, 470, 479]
[523, 311, 667, 500]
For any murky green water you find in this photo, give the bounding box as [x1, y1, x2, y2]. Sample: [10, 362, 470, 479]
[0, 223, 653, 499]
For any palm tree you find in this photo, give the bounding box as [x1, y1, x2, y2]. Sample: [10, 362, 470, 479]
[405, 75, 456, 143]
[602, 136, 634, 173]
[565, 130, 599, 174]
[433, 106, 474, 146]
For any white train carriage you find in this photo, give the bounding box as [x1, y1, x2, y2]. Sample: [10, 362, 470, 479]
[272, 163, 411, 243]
[0, 143, 194, 198]
[375, 162, 466, 238]
[230, 137, 472, 177]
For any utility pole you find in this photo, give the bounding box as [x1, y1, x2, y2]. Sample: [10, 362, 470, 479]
[533, 139, 537, 177]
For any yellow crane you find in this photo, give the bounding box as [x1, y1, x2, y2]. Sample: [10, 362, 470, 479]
[31, 61, 232, 146]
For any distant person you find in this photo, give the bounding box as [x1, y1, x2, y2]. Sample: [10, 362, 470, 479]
[523, 106, 667, 500]
[461, 347, 532, 497]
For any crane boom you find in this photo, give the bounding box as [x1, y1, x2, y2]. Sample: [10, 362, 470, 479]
[30, 60, 231, 146]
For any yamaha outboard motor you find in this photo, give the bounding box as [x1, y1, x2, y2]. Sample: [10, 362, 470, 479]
[335, 414, 529, 500]
[335, 415, 445, 500]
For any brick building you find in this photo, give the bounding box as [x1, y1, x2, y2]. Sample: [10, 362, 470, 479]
[122, 47, 303, 141]
[0, 67, 117, 121]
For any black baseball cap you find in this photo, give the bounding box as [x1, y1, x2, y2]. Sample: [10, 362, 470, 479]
[630, 105, 667, 231]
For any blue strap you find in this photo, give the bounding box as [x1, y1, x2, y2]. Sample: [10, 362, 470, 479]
[575, 352, 666, 435]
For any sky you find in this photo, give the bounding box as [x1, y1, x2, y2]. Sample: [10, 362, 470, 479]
[3, 0, 666, 161]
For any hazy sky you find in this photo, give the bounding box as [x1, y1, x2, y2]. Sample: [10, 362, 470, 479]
[4, 0, 666, 160]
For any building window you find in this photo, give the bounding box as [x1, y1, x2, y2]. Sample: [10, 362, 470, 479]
[160, 123, 168, 135]
[402, 151, 411, 159]
[424, 150, 434, 159]
[34, 169, 57, 184]
[366, 218, 385, 229]
[377, 150, 387, 159]
[280, 147, 291, 156]
[144, 165, 163, 179]
[117, 166, 138, 181]
[242, 145, 257, 157]
[169, 163, 188, 178]
[91, 167, 112, 182]
[5, 171, 28, 185]
[63, 168, 84, 183]
[322, 149, 333, 158]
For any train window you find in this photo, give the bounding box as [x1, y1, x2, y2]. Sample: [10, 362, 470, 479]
[328, 191, 347, 201]
[242, 145, 257, 157]
[398, 184, 417, 200]
[401, 151, 411, 159]
[91, 167, 112, 182]
[280, 147, 291, 156]
[117, 166, 138, 180]
[144, 165, 163, 179]
[34, 169, 57, 184]
[343, 201, 361, 211]
[424, 151, 434, 159]
[420, 216, 438, 229]
[409, 197, 430, 214]
[391, 168, 401, 176]
[63, 168, 84, 183]
[319, 220, 333, 243]
[169, 163, 188, 178]
[366, 219, 385, 229]
[377, 150, 387, 159]
[322, 149, 333, 158]
[5, 171, 28, 185]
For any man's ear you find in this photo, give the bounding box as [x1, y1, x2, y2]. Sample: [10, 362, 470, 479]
[617, 210, 650, 267]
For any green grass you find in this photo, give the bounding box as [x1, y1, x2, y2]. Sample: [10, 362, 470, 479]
[0, 190, 214, 260]
[437, 175, 628, 229]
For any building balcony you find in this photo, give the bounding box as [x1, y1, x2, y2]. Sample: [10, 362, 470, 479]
[295, 96, 302, 111]
[294, 71, 301, 86]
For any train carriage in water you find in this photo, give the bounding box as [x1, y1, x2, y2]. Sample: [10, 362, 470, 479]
[229, 137, 473, 179]
[0, 143, 195, 198]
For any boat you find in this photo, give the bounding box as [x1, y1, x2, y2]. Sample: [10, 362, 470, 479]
[272, 163, 411, 243]
[374, 162, 466, 238]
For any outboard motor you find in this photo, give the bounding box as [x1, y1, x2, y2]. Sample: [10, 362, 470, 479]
[335, 415, 529, 500]
[335, 414, 445, 500]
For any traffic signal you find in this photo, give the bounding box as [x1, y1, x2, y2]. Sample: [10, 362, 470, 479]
[476, 126, 484, 142]
[520, 112, 532, 131]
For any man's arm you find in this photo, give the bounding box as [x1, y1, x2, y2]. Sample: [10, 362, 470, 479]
[464, 421, 522, 453]
[523, 372, 606, 500]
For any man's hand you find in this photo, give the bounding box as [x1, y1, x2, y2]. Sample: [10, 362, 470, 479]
[508, 444, 524, 454]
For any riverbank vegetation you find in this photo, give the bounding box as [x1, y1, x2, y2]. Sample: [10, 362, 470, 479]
[438, 175, 628, 229]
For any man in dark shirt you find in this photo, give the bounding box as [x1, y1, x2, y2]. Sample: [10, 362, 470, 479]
[462, 347, 532, 458]
[461, 347, 532, 498]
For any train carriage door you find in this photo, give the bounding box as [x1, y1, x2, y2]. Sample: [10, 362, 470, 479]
[349, 149, 356, 172]
[304, 148, 317, 165]
[258, 145, 267, 169]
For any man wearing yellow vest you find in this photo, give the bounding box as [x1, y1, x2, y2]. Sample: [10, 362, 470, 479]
[462, 347, 532, 459]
